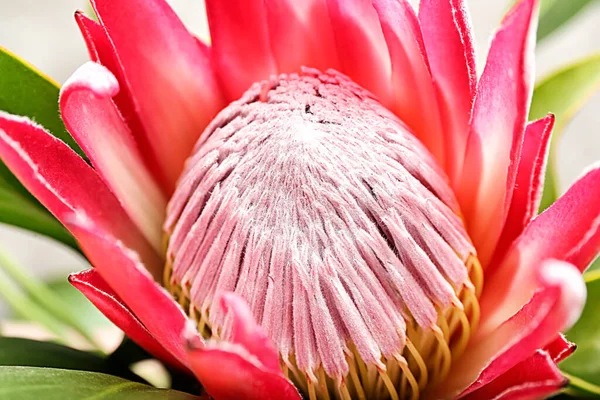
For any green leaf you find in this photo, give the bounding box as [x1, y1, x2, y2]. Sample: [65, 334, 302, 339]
[0, 338, 147, 383]
[0, 270, 69, 343]
[0, 47, 82, 156]
[87, 1, 98, 21]
[587, 257, 600, 273]
[538, 166, 559, 214]
[0, 367, 200, 400]
[529, 53, 600, 211]
[0, 249, 100, 348]
[0, 161, 32, 202]
[537, 0, 597, 42]
[530, 53, 600, 127]
[0, 337, 107, 372]
[0, 186, 77, 249]
[0, 47, 81, 249]
[560, 271, 600, 391]
[509, 0, 597, 43]
[47, 279, 112, 331]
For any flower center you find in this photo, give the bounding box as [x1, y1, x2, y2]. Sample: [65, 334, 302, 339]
[163, 69, 483, 400]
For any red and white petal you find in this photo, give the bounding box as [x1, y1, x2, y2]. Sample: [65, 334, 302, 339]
[264, 0, 340, 74]
[544, 334, 576, 364]
[91, 0, 225, 192]
[75, 11, 111, 64]
[187, 344, 301, 400]
[218, 293, 281, 372]
[74, 11, 160, 182]
[69, 269, 185, 371]
[205, 0, 277, 101]
[460, 350, 567, 400]
[436, 260, 584, 398]
[65, 219, 190, 367]
[325, 0, 392, 104]
[491, 114, 554, 267]
[0, 112, 161, 276]
[60, 62, 166, 253]
[185, 292, 301, 400]
[457, 0, 539, 266]
[371, 0, 446, 167]
[481, 165, 600, 331]
[419, 0, 477, 183]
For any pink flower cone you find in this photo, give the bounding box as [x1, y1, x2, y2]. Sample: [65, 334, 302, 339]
[0, 0, 597, 398]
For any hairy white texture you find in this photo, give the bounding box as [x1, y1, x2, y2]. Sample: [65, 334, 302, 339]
[165, 69, 474, 379]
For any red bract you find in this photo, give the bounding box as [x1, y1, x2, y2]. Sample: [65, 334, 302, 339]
[0, 0, 597, 399]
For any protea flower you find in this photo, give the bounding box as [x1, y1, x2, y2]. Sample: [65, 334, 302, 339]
[0, 0, 598, 398]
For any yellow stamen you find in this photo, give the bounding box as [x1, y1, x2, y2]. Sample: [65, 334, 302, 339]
[398, 357, 419, 400]
[165, 239, 485, 399]
[308, 377, 317, 400]
[405, 339, 428, 390]
[339, 382, 352, 400]
[347, 355, 367, 400]
[379, 366, 400, 400]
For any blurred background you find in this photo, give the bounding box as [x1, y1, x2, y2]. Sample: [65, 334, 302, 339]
[0, 0, 598, 320]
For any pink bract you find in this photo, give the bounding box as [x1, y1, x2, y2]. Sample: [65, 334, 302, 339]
[0, 0, 597, 399]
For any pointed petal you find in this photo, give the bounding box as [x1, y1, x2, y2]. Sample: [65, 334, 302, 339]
[264, 0, 340, 73]
[481, 165, 600, 330]
[60, 62, 166, 253]
[205, 0, 277, 100]
[187, 344, 301, 400]
[457, 0, 539, 266]
[491, 114, 554, 266]
[74, 11, 162, 185]
[544, 334, 576, 364]
[460, 350, 567, 400]
[371, 0, 446, 166]
[325, 0, 392, 103]
[419, 0, 477, 183]
[186, 293, 301, 400]
[65, 218, 190, 367]
[75, 11, 110, 63]
[0, 112, 160, 274]
[69, 269, 185, 370]
[91, 0, 224, 192]
[438, 260, 585, 398]
[219, 293, 281, 372]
